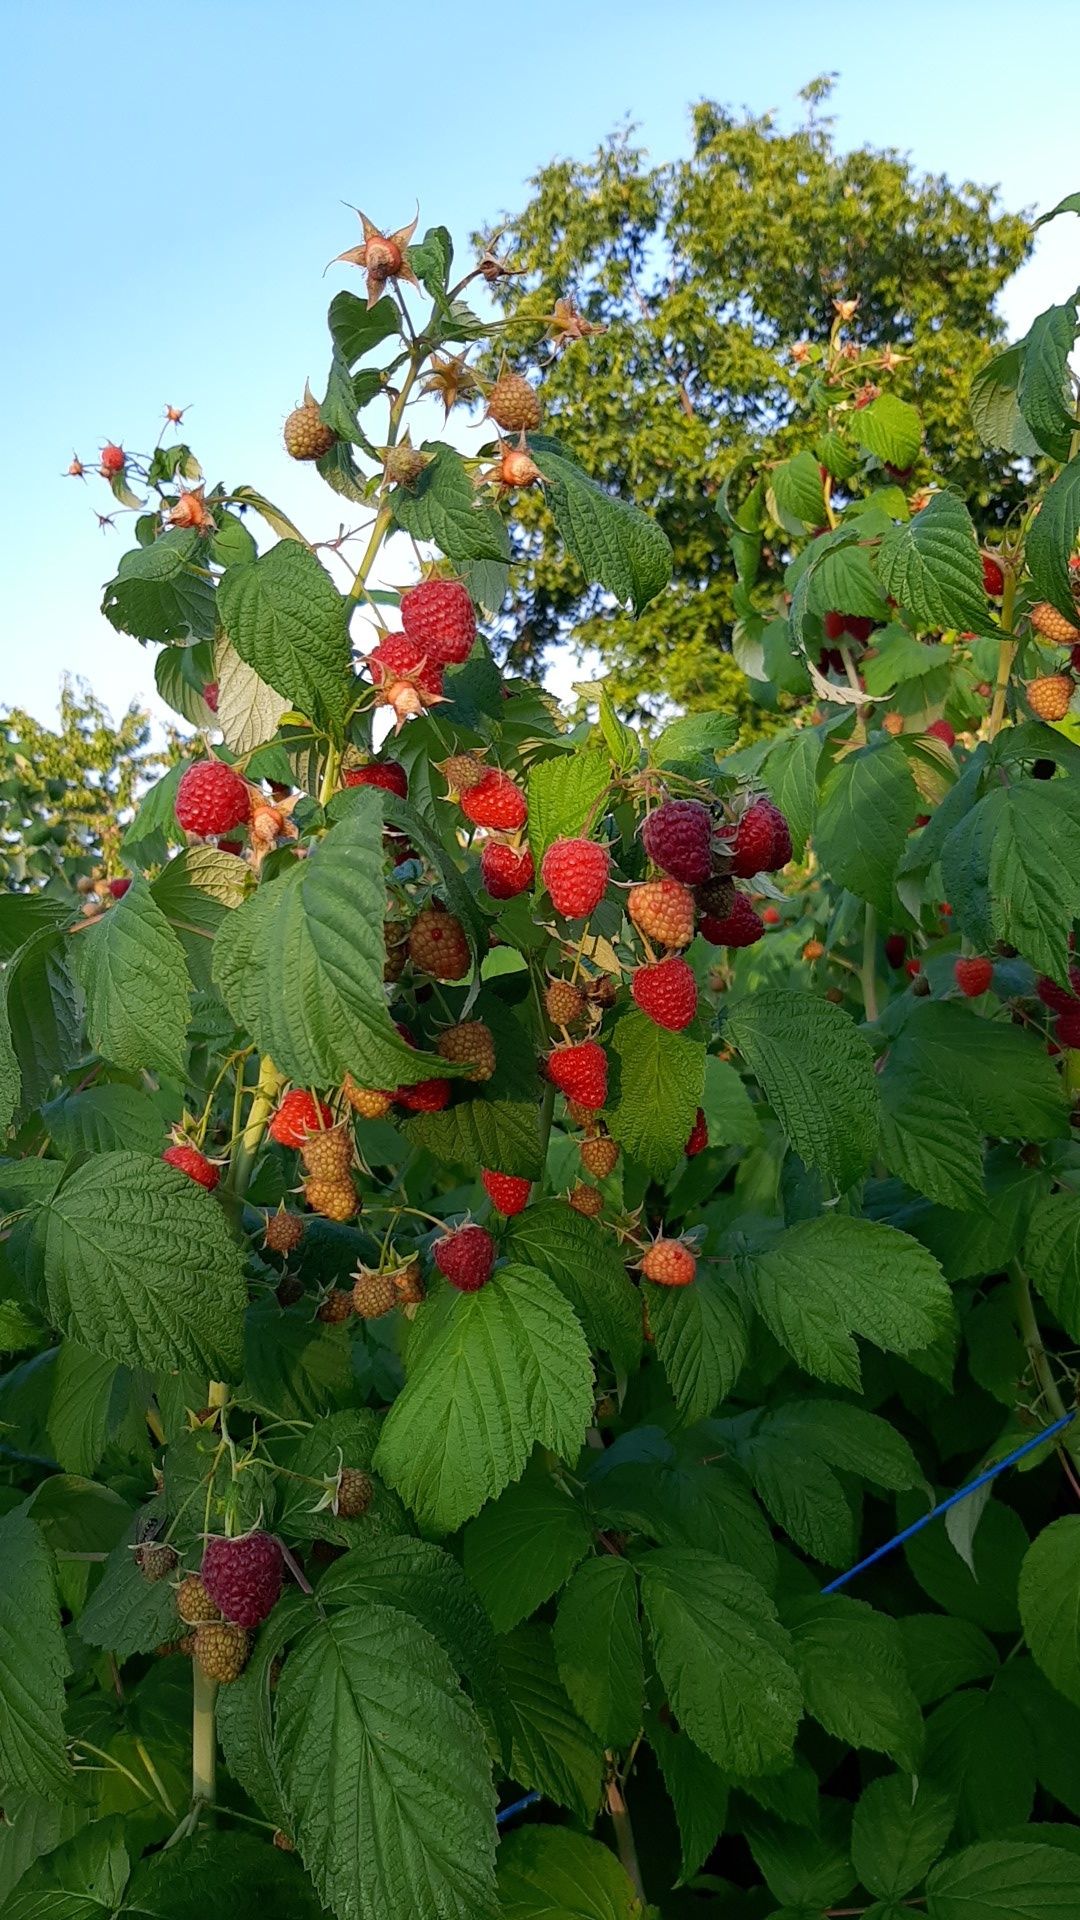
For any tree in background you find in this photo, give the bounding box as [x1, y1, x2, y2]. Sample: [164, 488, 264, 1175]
[478, 78, 1031, 716]
[0, 680, 164, 891]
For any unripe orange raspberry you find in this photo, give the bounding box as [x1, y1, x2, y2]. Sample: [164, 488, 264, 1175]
[1027, 674, 1074, 722]
[392, 1258, 425, 1305]
[568, 1183, 604, 1218]
[284, 397, 335, 461]
[335, 1468, 374, 1517]
[580, 1135, 619, 1179]
[642, 1237, 696, 1287]
[176, 1575, 220, 1625]
[435, 1020, 496, 1082]
[193, 1622, 250, 1683]
[408, 903, 471, 980]
[300, 1125, 354, 1181]
[304, 1176, 356, 1222]
[486, 372, 542, 432]
[545, 978, 587, 1027]
[317, 1288, 354, 1324]
[1031, 602, 1080, 643]
[263, 1210, 305, 1254]
[351, 1268, 397, 1319]
[342, 1076, 392, 1119]
[627, 878, 696, 949]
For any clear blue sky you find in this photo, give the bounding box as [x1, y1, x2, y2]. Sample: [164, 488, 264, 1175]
[4, 0, 1078, 729]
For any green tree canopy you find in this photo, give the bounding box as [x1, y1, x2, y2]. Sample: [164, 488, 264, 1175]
[479, 81, 1032, 716]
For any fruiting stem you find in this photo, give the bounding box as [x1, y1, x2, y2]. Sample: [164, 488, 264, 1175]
[605, 1776, 646, 1903]
[347, 500, 394, 603]
[1012, 1265, 1069, 1425]
[229, 1055, 284, 1198]
[318, 742, 341, 809]
[988, 570, 1018, 741]
[191, 1661, 217, 1809]
[860, 906, 879, 1022]
[531, 1082, 555, 1202]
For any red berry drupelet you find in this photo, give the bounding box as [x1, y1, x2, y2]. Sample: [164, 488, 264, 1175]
[684, 1108, 708, 1157]
[926, 719, 956, 749]
[481, 1170, 532, 1216]
[267, 1090, 334, 1148]
[699, 892, 765, 949]
[1036, 968, 1080, 1014]
[461, 769, 528, 831]
[435, 1224, 496, 1292]
[954, 956, 993, 998]
[480, 841, 534, 899]
[162, 1143, 219, 1191]
[541, 838, 611, 918]
[547, 1040, 608, 1110]
[175, 761, 251, 838]
[641, 799, 713, 885]
[642, 1238, 697, 1287]
[400, 577, 476, 666]
[627, 879, 695, 950]
[200, 1530, 284, 1629]
[342, 760, 408, 798]
[631, 956, 698, 1032]
[981, 552, 1005, 598]
[722, 797, 792, 877]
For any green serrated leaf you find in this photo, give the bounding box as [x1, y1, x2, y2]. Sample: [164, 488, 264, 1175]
[553, 1557, 643, 1750]
[815, 740, 919, 915]
[876, 492, 990, 632]
[725, 990, 880, 1192]
[101, 530, 216, 643]
[374, 1266, 592, 1532]
[607, 1008, 705, 1179]
[212, 637, 290, 755]
[327, 290, 399, 365]
[391, 442, 509, 565]
[78, 1521, 178, 1661]
[217, 542, 353, 737]
[464, 1468, 591, 1634]
[2, 928, 81, 1114]
[528, 439, 672, 614]
[852, 393, 923, 469]
[787, 1593, 923, 1771]
[526, 750, 611, 865]
[970, 344, 1042, 458]
[647, 1271, 747, 1421]
[496, 1826, 642, 1920]
[496, 1623, 603, 1823]
[499, 1201, 642, 1372]
[1018, 1515, 1080, 1708]
[771, 450, 827, 527]
[70, 877, 190, 1080]
[1017, 298, 1080, 462]
[0, 1510, 72, 1798]
[1026, 1192, 1080, 1340]
[926, 1841, 1080, 1920]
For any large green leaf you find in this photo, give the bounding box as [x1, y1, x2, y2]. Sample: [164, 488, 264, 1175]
[553, 1556, 643, 1750]
[496, 1623, 603, 1823]
[815, 740, 919, 915]
[887, 1001, 1068, 1144]
[983, 781, 1080, 985]
[589, 1431, 776, 1587]
[374, 1266, 592, 1532]
[500, 1201, 641, 1372]
[647, 1271, 747, 1421]
[747, 1215, 953, 1389]
[926, 1841, 1080, 1920]
[970, 344, 1042, 457]
[399, 997, 543, 1178]
[878, 1056, 986, 1210]
[529, 439, 672, 614]
[785, 1593, 923, 1771]
[45, 1343, 124, 1476]
[852, 393, 923, 468]
[639, 1548, 802, 1778]
[526, 750, 611, 865]
[78, 1521, 179, 1661]
[213, 802, 455, 1089]
[903, 1493, 1026, 1633]
[876, 492, 990, 632]
[725, 990, 880, 1191]
[647, 1710, 728, 1884]
[2, 928, 81, 1113]
[851, 1775, 954, 1902]
[101, 529, 216, 642]
[1027, 452, 1080, 621]
[771, 449, 827, 527]
[273, 1603, 498, 1920]
[70, 878, 190, 1080]
[463, 1469, 591, 1634]
[43, 1085, 165, 1158]
[217, 541, 353, 737]
[1017, 298, 1080, 462]
[31, 1151, 247, 1374]
[150, 845, 247, 993]
[496, 1827, 643, 1920]
[1025, 1192, 1080, 1340]
[212, 638, 290, 755]
[126, 1829, 325, 1920]
[0, 1510, 72, 1798]
[391, 442, 510, 566]
[1019, 1516, 1080, 1708]
[607, 1008, 705, 1179]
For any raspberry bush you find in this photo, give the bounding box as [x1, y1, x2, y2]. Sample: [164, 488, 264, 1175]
[4, 198, 1080, 1919]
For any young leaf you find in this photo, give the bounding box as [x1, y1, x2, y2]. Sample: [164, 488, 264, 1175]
[725, 990, 880, 1191]
[639, 1548, 802, 1777]
[526, 750, 610, 863]
[273, 1603, 498, 1920]
[500, 1201, 641, 1372]
[32, 1151, 247, 1375]
[852, 393, 923, 469]
[0, 1510, 72, 1798]
[1018, 1516, 1080, 1708]
[815, 740, 919, 916]
[374, 1266, 592, 1533]
[647, 1271, 748, 1421]
[876, 492, 990, 632]
[747, 1215, 952, 1389]
[391, 442, 509, 565]
[607, 1008, 705, 1179]
[463, 1470, 591, 1634]
[101, 529, 216, 642]
[217, 541, 354, 738]
[528, 439, 673, 614]
[786, 1593, 923, 1771]
[70, 877, 190, 1081]
[327, 290, 399, 365]
[553, 1557, 643, 1750]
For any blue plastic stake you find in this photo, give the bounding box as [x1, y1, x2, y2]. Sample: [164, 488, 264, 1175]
[496, 1791, 541, 1827]
[820, 1410, 1076, 1595]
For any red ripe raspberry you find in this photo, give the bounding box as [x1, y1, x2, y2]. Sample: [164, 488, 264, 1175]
[1035, 968, 1080, 1013]
[175, 761, 251, 837]
[108, 877, 131, 899]
[642, 1238, 697, 1287]
[954, 956, 993, 997]
[541, 838, 611, 917]
[981, 552, 1005, 598]
[203, 682, 219, 713]
[884, 934, 907, 969]
[684, 1108, 708, 1157]
[1056, 1009, 1080, 1049]
[699, 893, 764, 948]
[905, 958, 922, 979]
[397, 1077, 452, 1111]
[823, 610, 847, 641]
[400, 578, 476, 666]
[824, 611, 875, 644]
[461, 769, 527, 831]
[267, 1089, 334, 1148]
[762, 905, 782, 927]
[481, 1169, 531, 1216]
[926, 719, 956, 749]
[100, 442, 126, 475]
[632, 956, 698, 1031]
[434, 1223, 496, 1292]
[724, 798, 787, 878]
[547, 1040, 607, 1110]
[641, 800, 713, 885]
[342, 760, 408, 798]
[480, 840, 534, 899]
[201, 1531, 283, 1629]
[627, 878, 695, 949]
[408, 904, 471, 980]
[162, 1143, 219, 1191]
[367, 634, 444, 722]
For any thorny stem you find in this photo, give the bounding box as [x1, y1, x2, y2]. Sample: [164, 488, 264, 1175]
[860, 905, 879, 1022]
[531, 1082, 555, 1203]
[229, 1054, 284, 1199]
[1012, 1265, 1070, 1426]
[988, 568, 1018, 741]
[605, 1776, 646, 1904]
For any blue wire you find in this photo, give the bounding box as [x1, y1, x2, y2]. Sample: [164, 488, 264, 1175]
[820, 1410, 1075, 1594]
[492, 1410, 1076, 1828]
